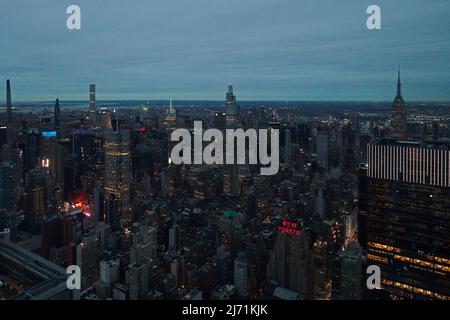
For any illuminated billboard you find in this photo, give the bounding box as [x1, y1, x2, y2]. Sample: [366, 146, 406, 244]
[278, 220, 301, 236]
[42, 131, 57, 138]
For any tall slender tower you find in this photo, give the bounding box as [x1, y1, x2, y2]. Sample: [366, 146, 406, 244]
[54, 98, 61, 128]
[225, 85, 238, 127]
[104, 129, 131, 228]
[6, 79, 12, 124]
[89, 84, 96, 122]
[390, 68, 407, 138]
[163, 98, 177, 131]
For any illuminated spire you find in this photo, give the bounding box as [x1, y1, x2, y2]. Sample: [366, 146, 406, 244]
[168, 98, 175, 115]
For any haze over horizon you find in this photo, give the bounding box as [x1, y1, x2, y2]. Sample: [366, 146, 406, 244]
[1, 0, 450, 101]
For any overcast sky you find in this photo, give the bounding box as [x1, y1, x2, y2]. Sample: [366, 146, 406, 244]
[1, 0, 450, 101]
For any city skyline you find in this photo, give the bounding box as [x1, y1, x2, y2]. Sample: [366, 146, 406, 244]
[1, 0, 450, 101]
[1, 1, 450, 303]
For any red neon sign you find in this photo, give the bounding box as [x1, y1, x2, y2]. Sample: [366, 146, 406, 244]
[278, 220, 300, 236]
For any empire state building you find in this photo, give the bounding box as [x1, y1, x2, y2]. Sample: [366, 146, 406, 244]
[390, 69, 407, 138]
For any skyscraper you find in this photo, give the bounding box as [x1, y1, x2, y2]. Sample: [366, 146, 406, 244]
[25, 168, 49, 231]
[366, 138, 450, 299]
[267, 220, 312, 297]
[162, 98, 177, 133]
[104, 129, 131, 226]
[284, 128, 292, 164]
[316, 130, 329, 170]
[223, 86, 240, 195]
[390, 69, 407, 138]
[6, 79, 12, 124]
[234, 252, 249, 297]
[339, 241, 362, 300]
[0, 161, 19, 212]
[89, 84, 96, 122]
[54, 98, 61, 129]
[225, 85, 238, 127]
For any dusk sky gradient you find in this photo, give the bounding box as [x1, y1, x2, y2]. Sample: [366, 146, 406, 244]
[1, 0, 450, 101]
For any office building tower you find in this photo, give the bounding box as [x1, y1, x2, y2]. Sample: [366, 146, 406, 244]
[0, 161, 19, 211]
[100, 259, 120, 286]
[0, 125, 7, 148]
[225, 85, 238, 127]
[267, 221, 312, 297]
[25, 169, 49, 231]
[316, 130, 329, 170]
[390, 69, 407, 138]
[99, 108, 113, 129]
[284, 128, 292, 164]
[129, 261, 150, 300]
[163, 98, 177, 131]
[223, 164, 239, 196]
[54, 98, 61, 128]
[94, 222, 111, 252]
[312, 238, 332, 300]
[358, 163, 368, 250]
[215, 246, 232, 285]
[340, 241, 362, 300]
[214, 112, 226, 131]
[170, 255, 186, 289]
[25, 128, 42, 170]
[311, 174, 328, 219]
[89, 84, 96, 122]
[169, 223, 181, 252]
[367, 138, 450, 299]
[6, 79, 12, 124]
[104, 129, 131, 224]
[49, 141, 64, 188]
[93, 182, 103, 223]
[76, 234, 100, 289]
[234, 252, 249, 297]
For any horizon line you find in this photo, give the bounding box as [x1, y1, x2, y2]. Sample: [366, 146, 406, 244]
[5, 99, 450, 105]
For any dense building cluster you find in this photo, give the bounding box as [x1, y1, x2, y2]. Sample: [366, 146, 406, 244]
[0, 74, 449, 300]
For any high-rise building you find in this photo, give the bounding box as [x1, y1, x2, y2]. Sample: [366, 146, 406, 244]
[129, 261, 150, 300]
[358, 163, 368, 251]
[163, 98, 177, 132]
[284, 129, 292, 164]
[316, 130, 329, 170]
[6, 79, 12, 124]
[104, 129, 131, 225]
[89, 84, 96, 122]
[25, 168, 49, 231]
[0, 161, 19, 211]
[225, 85, 238, 127]
[24, 128, 42, 170]
[100, 259, 120, 286]
[223, 164, 239, 196]
[214, 246, 231, 285]
[366, 138, 450, 299]
[234, 252, 248, 297]
[54, 98, 61, 129]
[76, 233, 100, 289]
[169, 223, 181, 252]
[340, 241, 362, 300]
[390, 69, 407, 138]
[267, 220, 312, 297]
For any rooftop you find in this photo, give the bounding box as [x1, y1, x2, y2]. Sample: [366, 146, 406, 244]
[372, 138, 450, 150]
